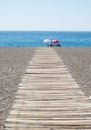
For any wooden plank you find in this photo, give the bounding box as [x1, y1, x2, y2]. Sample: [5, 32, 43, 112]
[16, 89, 84, 94]
[22, 75, 74, 78]
[4, 128, 50, 130]
[27, 65, 66, 68]
[12, 103, 91, 108]
[18, 82, 78, 87]
[15, 95, 87, 102]
[8, 111, 91, 118]
[14, 98, 90, 103]
[19, 82, 79, 86]
[26, 69, 70, 74]
[5, 119, 91, 126]
[6, 128, 86, 130]
[18, 86, 79, 90]
[23, 73, 72, 78]
[4, 125, 91, 129]
[11, 106, 91, 112]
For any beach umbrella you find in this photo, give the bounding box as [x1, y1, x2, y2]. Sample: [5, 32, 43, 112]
[43, 39, 52, 43]
[52, 40, 59, 44]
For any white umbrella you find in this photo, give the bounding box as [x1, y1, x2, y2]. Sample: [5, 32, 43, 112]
[43, 39, 51, 43]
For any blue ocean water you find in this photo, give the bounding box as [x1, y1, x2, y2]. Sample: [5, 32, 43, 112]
[0, 31, 91, 47]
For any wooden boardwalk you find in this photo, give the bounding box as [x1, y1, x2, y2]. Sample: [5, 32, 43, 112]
[4, 47, 91, 130]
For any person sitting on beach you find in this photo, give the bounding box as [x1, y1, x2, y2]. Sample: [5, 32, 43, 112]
[50, 40, 61, 47]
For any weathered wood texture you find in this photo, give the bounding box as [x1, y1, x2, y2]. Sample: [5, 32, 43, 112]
[4, 47, 91, 130]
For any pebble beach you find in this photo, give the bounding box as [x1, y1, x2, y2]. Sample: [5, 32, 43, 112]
[0, 47, 91, 129]
[0, 47, 35, 129]
[55, 47, 91, 97]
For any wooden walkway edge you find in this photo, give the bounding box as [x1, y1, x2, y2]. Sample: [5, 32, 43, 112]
[4, 47, 91, 130]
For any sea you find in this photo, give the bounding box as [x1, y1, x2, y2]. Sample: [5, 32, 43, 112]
[0, 31, 91, 47]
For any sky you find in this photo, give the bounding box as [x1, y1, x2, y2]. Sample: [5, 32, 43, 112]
[0, 0, 91, 31]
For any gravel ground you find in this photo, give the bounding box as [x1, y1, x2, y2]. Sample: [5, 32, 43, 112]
[0, 47, 35, 129]
[55, 47, 91, 97]
[1, 47, 91, 129]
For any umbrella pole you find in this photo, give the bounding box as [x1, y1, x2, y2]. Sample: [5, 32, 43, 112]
[51, 40, 52, 46]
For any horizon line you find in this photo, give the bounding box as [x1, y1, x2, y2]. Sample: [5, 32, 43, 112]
[0, 30, 91, 32]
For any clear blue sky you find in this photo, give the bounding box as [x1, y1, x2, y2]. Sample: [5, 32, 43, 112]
[0, 0, 91, 31]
